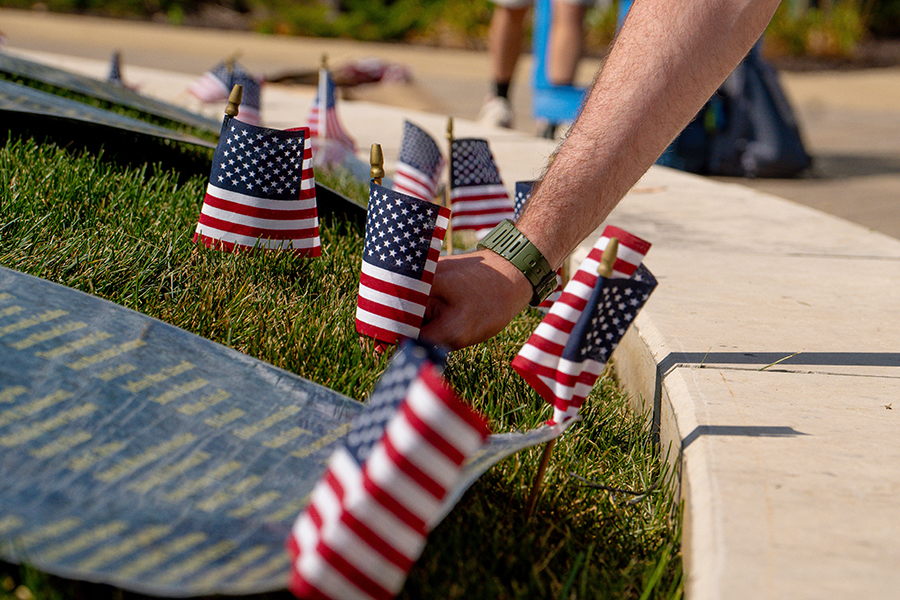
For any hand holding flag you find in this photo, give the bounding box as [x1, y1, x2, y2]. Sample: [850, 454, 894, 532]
[356, 183, 450, 346]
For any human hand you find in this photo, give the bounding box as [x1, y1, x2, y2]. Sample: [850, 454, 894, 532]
[420, 249, 532, 350]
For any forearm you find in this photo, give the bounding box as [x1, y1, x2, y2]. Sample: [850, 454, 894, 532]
[517, 0, 782, 268]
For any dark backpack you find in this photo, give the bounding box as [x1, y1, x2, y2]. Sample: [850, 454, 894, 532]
[657, 45, 812, 178]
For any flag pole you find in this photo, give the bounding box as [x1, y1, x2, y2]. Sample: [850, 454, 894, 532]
[225, 84, 242, 119]
[445, 116, 454, 255]
[524, 237, 620, 518]
[370, 143, 384, 185]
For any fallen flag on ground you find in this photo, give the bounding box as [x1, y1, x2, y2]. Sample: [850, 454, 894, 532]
[188, 60, 262, 124]
[512, 226, 656, 424]
[356, 183, 449, 345]
[288, 339, 490, 600]
[392, 120, 444, 202]
[449, 138, 514, 239]
[193, 115, 320, 254]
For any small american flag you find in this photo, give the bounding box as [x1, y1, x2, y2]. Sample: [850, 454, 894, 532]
[513, 180, 535, 221]
[449, 138, 514, 239]
[188, 61, 262, 125]
[107, 50, 123, 85]
[193, 117, 321, 255]
[288, 339, 489, 600]
[307, 68, 356, 154]
[512, 226, 655, 424]
[356, 183, 450, 345]
[513, 180, 562, 310]
[392, 121, 445, 202]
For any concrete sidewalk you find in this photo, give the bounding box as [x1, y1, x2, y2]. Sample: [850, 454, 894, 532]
[4, 9, 900, 599]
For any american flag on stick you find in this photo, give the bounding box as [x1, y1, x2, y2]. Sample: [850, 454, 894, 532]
[188, 60, 262, 125]
[449, 138, 514, 239]
[512, 226, 656, 424]
[392, 121, 444, 202]
[513, 180, 563, 310]
[193, 116, 321, 255]
[356, 183, 450, 345]
[288, 339, 489, 600]
[307, 67, 357, 155]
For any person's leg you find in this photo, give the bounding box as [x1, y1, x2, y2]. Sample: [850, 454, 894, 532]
[547, 0, 589, 85]
[489, 5, 530, 92]
[480, 2, 530, 128]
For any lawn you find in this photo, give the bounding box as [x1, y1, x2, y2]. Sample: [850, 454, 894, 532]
[0, 130, 682, 600]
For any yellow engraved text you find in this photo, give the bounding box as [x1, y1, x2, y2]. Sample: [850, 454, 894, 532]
[30, 431, 93, 459]
[77, 525, 172, 571]
[124, 361, 194, 393]
[129, 451, 212, 494]
[0, 309, 67, 337]
[0, 305, 25, 319]
[291, 422, 352, 459]
[10, 321, 87, 350]
[0, 385, 27, 404]
[18, 518, 80, 547]
[178, 389, 230, 416]
[0, 403, 97, 446]
[37, 331, 113, 360]
[96, 363, 138, 381]
[192, 545, 270, 588]
[0, 390, 73, 429]
[157, 540, 237, 583]
[204, 408, 244, 428]
[150, 377, 209, 405]
[95, 433, 196, 483]
[116, 532, 206, 579]
[165, 461, 242, 502]
[228, 490, 281, 518]
[233, 405, 303, 440]
[262, 426, 312, 449]
[66, 339, 146, 370]
[196, 476, 262, 512]
[0, 515, 24, 535]
[68, 441, 126, 471]
[39, 521, 127, 562]
[263, 494, 310, 523]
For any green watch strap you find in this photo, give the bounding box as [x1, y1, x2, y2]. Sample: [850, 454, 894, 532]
[477, 219, 557, 307]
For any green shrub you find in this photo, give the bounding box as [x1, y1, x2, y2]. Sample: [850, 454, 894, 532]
[764, 0, 870, 59]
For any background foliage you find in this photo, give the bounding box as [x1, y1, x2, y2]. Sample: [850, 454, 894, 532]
[4, 0, 899, 58]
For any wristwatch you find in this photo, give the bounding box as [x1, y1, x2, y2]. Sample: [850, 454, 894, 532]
[477, 219, 557, 307]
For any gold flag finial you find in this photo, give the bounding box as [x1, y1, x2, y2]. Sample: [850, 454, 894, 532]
[320, 53, 328, 70]
[597, 237, 619, 278]
[370, 144, 385, 185]
[225, 84, 243, 118]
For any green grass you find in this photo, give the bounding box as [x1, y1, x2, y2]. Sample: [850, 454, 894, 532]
[0, 132, 681, 599]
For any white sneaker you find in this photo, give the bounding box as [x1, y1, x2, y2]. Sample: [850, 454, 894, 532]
[478, 96, 514, 129]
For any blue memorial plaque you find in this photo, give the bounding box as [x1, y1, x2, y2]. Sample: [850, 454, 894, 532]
[0, 80, 215, 149]
[0, 266, 363, 596]
[0, 52, 221, 135]
[0, 267, 570, 596]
